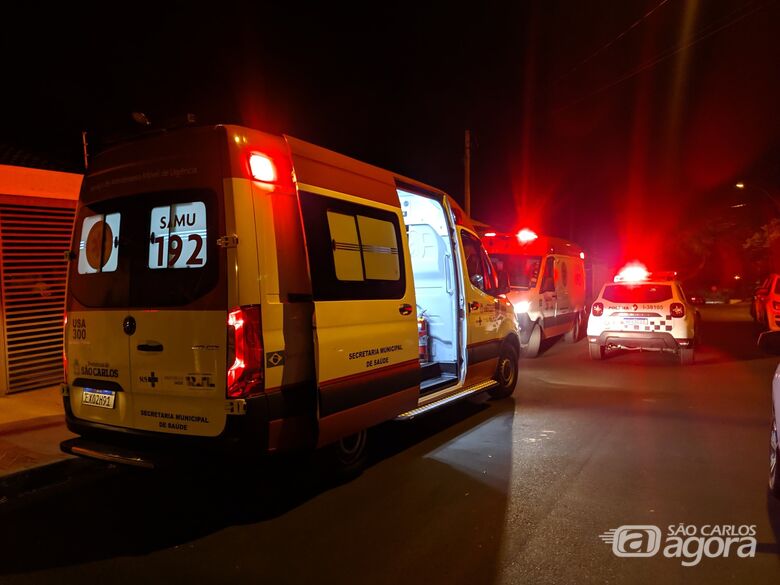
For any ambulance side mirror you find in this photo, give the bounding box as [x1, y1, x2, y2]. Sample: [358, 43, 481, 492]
[758, 331, 780, 354]
[493, 271, 511, 296]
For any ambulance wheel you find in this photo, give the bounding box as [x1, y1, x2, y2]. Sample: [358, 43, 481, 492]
[678, 348, 695, 366]
[490, 344, 518, 399]
[318, 429, 368, 480]
[770, 414, 780, 498]
[523, 324, 542, 358]
[564, 313, 581, 343]
[588, 342, 604, 360]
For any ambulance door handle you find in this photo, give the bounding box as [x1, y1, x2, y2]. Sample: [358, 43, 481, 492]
[444, 253, 453, 294]
[399, 303, 413, 316]
[469, 301, 481, 312]
[137, 342, 164, 352]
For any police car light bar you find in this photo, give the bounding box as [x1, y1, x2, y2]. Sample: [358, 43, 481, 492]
[516, 228, 538, 244]
[651, 271, 678, 281]
[614, 263, 649, 283]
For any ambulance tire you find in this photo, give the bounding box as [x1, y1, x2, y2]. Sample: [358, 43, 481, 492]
[564, 313, 581, 343]
[317, 429, 369, 481]
[522, 324, 542, 358]
[678, 348, 695, 366]
[489, 344, 519, 400]
[588, 342, 604, 360]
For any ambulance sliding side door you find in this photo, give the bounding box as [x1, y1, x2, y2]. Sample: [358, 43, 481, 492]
[296, 185, 420, 446]
[555, 256, 571, 317]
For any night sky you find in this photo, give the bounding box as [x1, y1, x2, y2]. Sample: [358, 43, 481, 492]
[2, 1, 779, 267]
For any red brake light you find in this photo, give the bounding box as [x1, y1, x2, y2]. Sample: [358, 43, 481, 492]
[670, 302, 685, 318]
[249, 153, 277, 183]
[592, 302, 604, 317]
[773, 301, 780, 311]
[227, 306, 264, 398]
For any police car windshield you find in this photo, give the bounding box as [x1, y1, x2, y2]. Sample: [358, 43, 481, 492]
[489, 254, 541, 289]
[603, 284, 673, 303]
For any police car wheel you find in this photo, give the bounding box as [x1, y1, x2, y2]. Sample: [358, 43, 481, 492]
[588, 342, 604, 360]
[678, 348, 695, 365]
[523, 324, 542, 358]
[490, 344, 518, 399]
[770, 414, 780, 497]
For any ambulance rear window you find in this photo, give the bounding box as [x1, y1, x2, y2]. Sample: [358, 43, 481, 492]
[603, 284, 673, 303]
[69, 189, 221, 308]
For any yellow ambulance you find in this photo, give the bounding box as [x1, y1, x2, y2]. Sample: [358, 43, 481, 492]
[61, 124, 520, 473]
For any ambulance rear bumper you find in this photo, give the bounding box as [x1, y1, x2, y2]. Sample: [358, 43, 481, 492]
[62, 387, 317, 467]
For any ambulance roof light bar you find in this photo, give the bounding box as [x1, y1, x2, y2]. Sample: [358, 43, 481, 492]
[516, 228, 538, 244]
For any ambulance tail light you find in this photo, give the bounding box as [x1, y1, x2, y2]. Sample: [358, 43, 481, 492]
[227, 306, 264, 399]
[670, 303, 685, 318]
[773, 301, 780, 311]
[592, 302, 604, 317]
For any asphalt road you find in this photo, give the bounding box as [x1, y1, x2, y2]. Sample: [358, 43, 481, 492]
[1, 303, 780, 584]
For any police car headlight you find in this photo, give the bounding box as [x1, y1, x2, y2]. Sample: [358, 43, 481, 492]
[515, 300, 531, 314]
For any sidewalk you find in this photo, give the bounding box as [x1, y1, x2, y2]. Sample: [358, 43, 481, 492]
[0, 385, 75, 479]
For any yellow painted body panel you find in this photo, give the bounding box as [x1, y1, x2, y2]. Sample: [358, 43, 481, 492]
[66, 310, 227, 437]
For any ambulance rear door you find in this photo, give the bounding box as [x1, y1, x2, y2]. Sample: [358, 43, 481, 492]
[67, 189, 229, 437]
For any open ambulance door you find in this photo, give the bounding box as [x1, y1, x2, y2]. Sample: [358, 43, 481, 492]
[287, 137, 420, 447]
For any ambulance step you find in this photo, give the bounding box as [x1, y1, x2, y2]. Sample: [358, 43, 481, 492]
[61, 438, 156, 469]
[396, 379, 499, 421]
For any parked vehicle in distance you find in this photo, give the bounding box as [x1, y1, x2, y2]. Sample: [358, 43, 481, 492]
[752, 274, 780, 329]
[61, 123, 521, 475]
[480, 229, 587, 358]
[688, 293, 706, 306]
[586, 264, 700, 365]
[757, 331, 780, 497]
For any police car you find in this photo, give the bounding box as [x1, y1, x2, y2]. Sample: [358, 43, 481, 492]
[586, 264, 699, 365]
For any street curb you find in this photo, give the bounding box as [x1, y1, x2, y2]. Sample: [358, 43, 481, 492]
[0, 457, 100, 505]
[0, 415, 65, 437]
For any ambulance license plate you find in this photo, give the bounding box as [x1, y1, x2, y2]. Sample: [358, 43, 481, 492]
[623, 317, 648, 326]
[81, 388, 116, 409]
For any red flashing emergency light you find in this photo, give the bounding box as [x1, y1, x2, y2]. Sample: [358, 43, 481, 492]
[614, 263, 650, 283]
[516, 229, 538, 244]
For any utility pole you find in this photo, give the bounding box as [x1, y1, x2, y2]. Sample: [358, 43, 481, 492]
[464, 129, 471, 217]
[81, 131, 89, 170]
